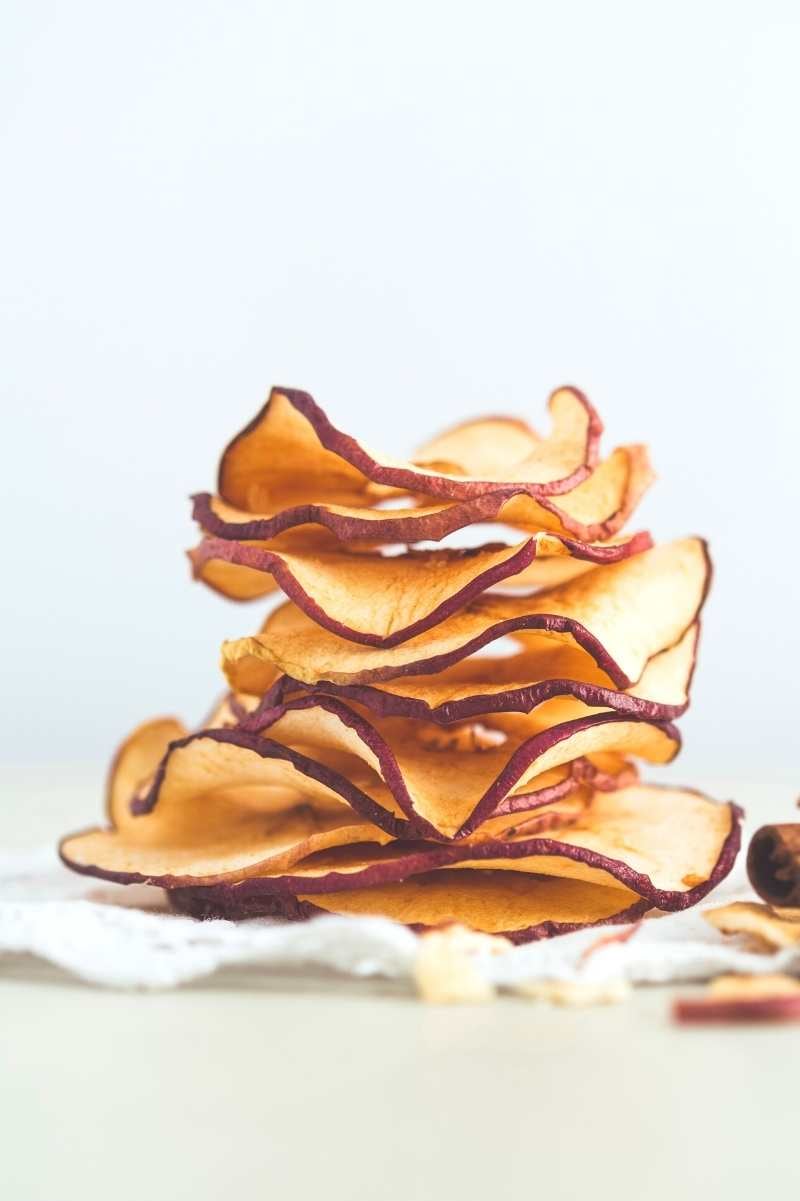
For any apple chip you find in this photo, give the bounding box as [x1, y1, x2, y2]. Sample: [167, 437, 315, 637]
[189, 529, 653, 611]
[172, 871, 650, 941]
[105, 717, 187, 827]
[704, 901, 800, 951]
[61, 728, 399, 887]
[218, 387, 601, 513]
[100, 696, 258, 831]
[194, 441, 653, 548]
[221, 539, 709, 692]
[129, 697, 678, 840]
[242, 623, 699, 729]
[411, 412, 581, 479]
[62, 794, 393, 890]
[163, 784, 740, 940]
[194, 382, 651, 547]
[60, 760, 594, 892]
[258, 697, 681, 838]
[166, 784, 737, 903]
[673, 975, 800, 1024]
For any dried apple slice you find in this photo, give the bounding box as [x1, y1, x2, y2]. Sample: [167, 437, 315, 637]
[221, 539, 709, 692]
[70, 688, 678, 846]
[244, 623, 699, 729]
[100, 696, 259, 832]
[61, 717, 407, 885]
[177, 695, 680, 839]
[192, 784, 738, 901]
[189, 529, 653, 612]
[62, 724, 608, 888]
[60, 766, 593, 892]
[172, 872, 650, 941]
[412, 413, 565, 478]
[218, 387, 601, 514]
[61, 790, 393, 889]
[123, 727, 415, 836]
[193, 441, 653, 548]
[64, 783, 739, 937]
[673, 975, 800, 1024]
[105, 717, 187, 827]
[704, 901, 800, 951]
[166, 784, 741, 940]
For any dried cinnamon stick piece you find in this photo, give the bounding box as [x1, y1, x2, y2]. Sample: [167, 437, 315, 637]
[747, 824, 800, 908]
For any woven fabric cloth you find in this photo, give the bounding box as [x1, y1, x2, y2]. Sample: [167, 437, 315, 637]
[2, 847, 798, 991]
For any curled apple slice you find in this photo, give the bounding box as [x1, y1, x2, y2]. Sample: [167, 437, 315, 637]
[191, 784, 738, 903]
[221, 539, 709, 692]
[62, 791, 393, 890]
[60, 774, 593, 891]
[219, 386, 601, 513]
[165, 784, 740, 941]
[260, 696, 681, 839]
[61, 726, 605, 888]
[194, 441, 653, 549]
[242, 624, 699, 730]
[189, 529, 652, 611]
[704, 901, 800, 951]
[63, 782, 739, 937]
[173, 872, 650, 941]
[90, 694, 679, 841]
[104, 717, 187, 826]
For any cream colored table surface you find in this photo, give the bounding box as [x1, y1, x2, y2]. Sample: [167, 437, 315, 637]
[2, 764, 799, 1201]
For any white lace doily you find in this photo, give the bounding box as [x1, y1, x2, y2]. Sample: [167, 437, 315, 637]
[2, 846, 798, 991]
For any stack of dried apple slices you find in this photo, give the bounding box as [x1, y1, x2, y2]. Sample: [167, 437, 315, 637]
[61, 387, 741, 942]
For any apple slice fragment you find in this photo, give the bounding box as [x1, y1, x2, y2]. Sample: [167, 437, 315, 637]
[673, 975, 800, 1024]
[704, 901, 800, 951]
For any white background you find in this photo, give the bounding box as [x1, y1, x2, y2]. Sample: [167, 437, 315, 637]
[2, 1, 798, 787]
